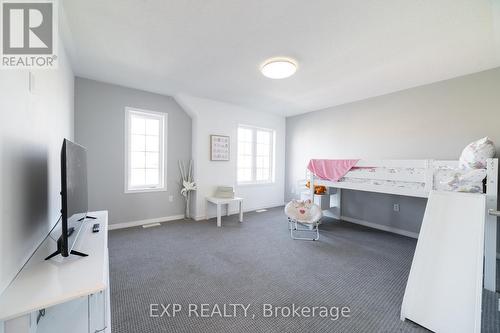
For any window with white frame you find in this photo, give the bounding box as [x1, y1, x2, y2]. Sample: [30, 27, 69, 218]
[237, 125, 275, 184]
[125, 108, 166, 192]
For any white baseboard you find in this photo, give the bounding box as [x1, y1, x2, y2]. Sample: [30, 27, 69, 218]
[340, 216, 419, 239]
[109, 214, 185, 230]
[194, 202, 285, 221]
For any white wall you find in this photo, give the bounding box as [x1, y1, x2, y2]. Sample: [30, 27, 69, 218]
[0, 43, 74, 293]
[176, 95, 286, 220]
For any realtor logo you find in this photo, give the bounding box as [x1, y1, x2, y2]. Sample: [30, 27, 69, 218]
[1, 0, 58, 68]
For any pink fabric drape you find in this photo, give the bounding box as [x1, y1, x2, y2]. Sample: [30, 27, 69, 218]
[307, 159, 359, 182]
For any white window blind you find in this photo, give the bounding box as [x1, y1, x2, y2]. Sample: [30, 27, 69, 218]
[125, 108, 166, 192]
[237, 125, 275, 184]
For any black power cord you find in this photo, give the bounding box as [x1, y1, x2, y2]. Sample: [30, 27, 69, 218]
[37, 309, 45, 324]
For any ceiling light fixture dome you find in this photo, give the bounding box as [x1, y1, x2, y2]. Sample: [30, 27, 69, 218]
[261, 57, 297, 79]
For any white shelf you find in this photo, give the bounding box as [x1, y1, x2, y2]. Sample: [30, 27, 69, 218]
[0, 211, 109, 322]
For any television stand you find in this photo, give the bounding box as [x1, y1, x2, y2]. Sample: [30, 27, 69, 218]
[44, 249, 89, 261]
[0, 211, 110, 333]
[69, 250, 88, 257]
[44, 227, 88, 260]
[78, 215, 97, 222]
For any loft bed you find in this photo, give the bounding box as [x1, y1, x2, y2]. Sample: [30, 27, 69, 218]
[306, 158, 499, 292]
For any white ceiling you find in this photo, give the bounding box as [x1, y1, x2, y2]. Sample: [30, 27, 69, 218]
[62, 0, 500, 117]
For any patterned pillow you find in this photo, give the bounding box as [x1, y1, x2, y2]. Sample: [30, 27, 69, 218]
[459, 137, 496, 169]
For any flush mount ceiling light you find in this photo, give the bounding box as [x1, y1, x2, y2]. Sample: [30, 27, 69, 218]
[260, 58, 297, 79]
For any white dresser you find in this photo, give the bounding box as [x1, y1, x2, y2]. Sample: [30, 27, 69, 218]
[0, 211, 110, 333]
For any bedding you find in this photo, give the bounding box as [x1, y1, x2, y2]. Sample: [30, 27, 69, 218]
[459, 137, 495, 169]
[340, 167, 426, 191]
[340, 166, 486, 193]
[307, 159, 359, 182]
[434, 166, 486, 193]
[340, 176, 426, 191]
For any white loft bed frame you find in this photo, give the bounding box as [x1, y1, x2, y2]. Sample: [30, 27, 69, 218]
[308, 158, 499, 292]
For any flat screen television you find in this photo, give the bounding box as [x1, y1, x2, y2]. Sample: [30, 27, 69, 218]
[45, 139, 90, 260]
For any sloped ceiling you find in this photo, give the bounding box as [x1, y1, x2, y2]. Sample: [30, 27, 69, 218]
[62, 0, 500, 116]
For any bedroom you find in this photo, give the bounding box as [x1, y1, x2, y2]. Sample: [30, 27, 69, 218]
[0, 0, 499, 332]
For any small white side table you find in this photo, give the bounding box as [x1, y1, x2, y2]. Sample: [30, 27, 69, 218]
[206, 197, 244, 227]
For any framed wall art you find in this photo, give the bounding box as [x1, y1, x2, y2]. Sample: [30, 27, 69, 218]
[210, 135, 230, 161]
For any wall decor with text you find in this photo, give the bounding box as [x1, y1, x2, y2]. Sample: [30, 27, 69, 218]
[210, 135, 230, 161]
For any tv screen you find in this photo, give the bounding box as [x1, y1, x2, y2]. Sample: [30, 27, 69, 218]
[60, 139, 88, 257]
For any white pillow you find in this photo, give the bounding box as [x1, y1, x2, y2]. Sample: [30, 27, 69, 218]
[459, 137, 496, 169]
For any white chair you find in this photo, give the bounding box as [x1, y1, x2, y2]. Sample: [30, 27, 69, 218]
[285, 200, 323, 241]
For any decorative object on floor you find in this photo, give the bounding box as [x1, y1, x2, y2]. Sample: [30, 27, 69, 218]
[179, 160, 197, 219]
[210, 135, 230, 161]
[214, 186, 235, 198]
[285, 199, 322, 241]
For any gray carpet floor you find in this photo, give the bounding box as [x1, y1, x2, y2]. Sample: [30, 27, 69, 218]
[109, 207, 499, 333]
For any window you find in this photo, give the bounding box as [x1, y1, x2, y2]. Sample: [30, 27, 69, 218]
[125, 108, 166, 193]
[237, 125, 275, 184]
